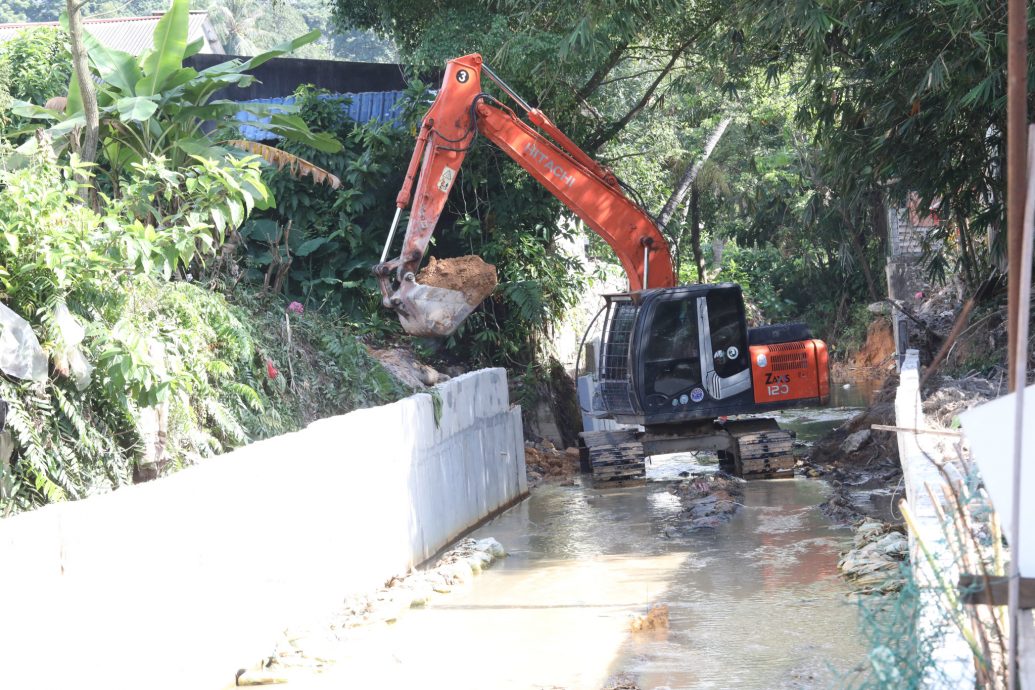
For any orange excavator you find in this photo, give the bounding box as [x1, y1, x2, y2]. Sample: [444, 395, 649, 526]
[374, 54, 830, 482]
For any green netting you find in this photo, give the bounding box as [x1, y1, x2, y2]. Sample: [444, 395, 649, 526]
[840, 461, 1008, 690]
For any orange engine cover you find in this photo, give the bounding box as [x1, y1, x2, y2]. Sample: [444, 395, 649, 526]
[749, 339, 830, 406]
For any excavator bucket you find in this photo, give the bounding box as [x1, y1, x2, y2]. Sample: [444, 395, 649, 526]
[391, 256, 498, 338]
[395, 283, 479, 337]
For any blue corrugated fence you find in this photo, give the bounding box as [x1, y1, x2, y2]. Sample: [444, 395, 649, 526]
[235, 91, 405, 141]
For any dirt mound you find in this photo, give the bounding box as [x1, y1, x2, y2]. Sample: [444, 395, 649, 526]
[525, 442, 580, 487]
[416, 256, 498, 306]
[855, 318, 895, 368]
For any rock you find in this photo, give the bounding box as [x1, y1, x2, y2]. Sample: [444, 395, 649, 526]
[475, 537, 506, 559]
[418, 365, 447, 386]
[806, 468, 822, 478]
[713, 500, 736, 514]
[689, 502, 715, 518]
[365, 346, 450, 390]
[867, 301, 892, 314]
[691, 516, 722, 530]
[465, 552, 491, 573]
[840, 429, 872, 454]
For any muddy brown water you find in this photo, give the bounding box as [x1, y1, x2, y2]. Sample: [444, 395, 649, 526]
[286, 394, 870, 690]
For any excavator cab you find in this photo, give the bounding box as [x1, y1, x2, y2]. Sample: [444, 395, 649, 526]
[597, 284, 829, 427]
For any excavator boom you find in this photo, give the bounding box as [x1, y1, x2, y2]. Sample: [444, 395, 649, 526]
[374, 54, 832, 487]
[373, 53, 675, 336]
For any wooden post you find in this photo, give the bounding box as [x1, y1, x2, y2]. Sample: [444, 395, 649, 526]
[1006, 0, 1028, 393]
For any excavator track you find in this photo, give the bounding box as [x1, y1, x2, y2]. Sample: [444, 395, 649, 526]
[579, 429, 646, 488]
[581, 419, 796, 488]
[723, 419, 796, 479]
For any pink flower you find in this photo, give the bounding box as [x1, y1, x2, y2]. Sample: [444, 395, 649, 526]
[914, 291, 924, 300]
[287, 301, 304, 315]
[266, 359, 279, 379]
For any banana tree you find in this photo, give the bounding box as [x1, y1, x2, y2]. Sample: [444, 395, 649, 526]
[12, 0, 342, 189]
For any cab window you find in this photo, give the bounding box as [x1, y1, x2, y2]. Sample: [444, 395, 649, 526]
[706, 289, 748, 378]
[643, 298, 699, 404]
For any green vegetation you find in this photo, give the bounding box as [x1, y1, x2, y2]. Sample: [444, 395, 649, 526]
[0, 1, 408, 514]
[234, 80, 586, 367]
[334, 0, 1033, 355]
[0, 27, 71, 134]
[2, 0, 1031, 511]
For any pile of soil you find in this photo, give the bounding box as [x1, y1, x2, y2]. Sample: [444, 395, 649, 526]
[833, 316, 896, 379]
[525, 441, 580, 487]
[806, 374, 904, 523]
[855, 318, 896, 368]
[416, 255, 498, 306]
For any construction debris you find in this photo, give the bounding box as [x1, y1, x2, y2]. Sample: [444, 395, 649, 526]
[808, 374, 903, 523]
[921, 375, 998, 428]
[670, 473, 744, 531]
[838, 519, 908, 593]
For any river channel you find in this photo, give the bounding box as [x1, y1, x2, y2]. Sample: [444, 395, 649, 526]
[289, 389, 874, 690]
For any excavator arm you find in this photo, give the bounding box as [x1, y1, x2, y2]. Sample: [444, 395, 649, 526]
[373, 53, 676, 336]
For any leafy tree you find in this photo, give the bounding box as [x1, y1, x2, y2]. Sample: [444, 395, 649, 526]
[743, 0, 1035, 286]
[0, 27, 70, 107]
[205, 0, 264, 55]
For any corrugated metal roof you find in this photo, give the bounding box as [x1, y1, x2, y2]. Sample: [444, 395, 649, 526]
[236, 91, 405, 141]
[0, 12, 223, 55]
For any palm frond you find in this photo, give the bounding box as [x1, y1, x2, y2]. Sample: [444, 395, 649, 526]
[226, 140, 342, 189]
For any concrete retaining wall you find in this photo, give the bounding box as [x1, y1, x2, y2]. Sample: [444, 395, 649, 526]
[0, 368, 525, 690]
[896, 350, 975, 688]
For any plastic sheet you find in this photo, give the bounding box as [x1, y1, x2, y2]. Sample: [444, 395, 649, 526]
[0, 302, 47, 382]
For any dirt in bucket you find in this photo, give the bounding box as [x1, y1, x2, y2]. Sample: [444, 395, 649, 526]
[416, 255, 498, 306]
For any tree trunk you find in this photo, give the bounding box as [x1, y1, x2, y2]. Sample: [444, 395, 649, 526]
[584, 42, 689, 152]
[690, 181, 704, 283]
[847, 217, 881, 303]
[65, 0, 99, 199]
[656, 116, 732, 233]
[576, 42, 627, 101]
